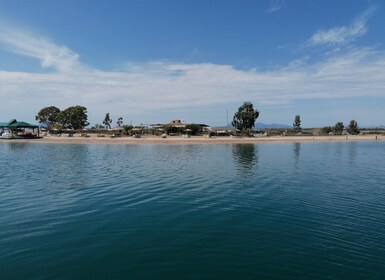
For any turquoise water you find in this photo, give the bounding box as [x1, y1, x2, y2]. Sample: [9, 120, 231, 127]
[1, 141, 385, 279]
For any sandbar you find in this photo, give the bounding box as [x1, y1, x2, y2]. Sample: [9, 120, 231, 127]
[0, 134, 382, 145]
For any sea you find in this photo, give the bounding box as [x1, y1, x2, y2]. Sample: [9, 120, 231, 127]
[1, 141, 384, 279]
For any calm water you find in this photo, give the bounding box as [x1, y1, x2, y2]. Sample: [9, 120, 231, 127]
[1, 141, 385, 279]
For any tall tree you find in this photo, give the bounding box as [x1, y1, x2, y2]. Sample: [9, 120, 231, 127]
[35, 106, 60, 128]
[116, 117, 123, 127]
[232, 102, 260, 135]
[58, 106, 89, 129]
[103, 113, 112, 129]
[293, 115, 301, 132]
[333, 122, 344, 135]
[347, 120, 360, 135]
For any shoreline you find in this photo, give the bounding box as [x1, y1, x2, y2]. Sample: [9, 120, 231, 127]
[0, 134, 382, 145]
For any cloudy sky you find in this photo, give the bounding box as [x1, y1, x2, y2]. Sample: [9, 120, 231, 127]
[0, 0, 384, 127]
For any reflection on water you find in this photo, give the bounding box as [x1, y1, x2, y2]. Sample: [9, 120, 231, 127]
[232, 144, 258, 173]
[6, 142, 29, 151]
[348, 142, 357, 162]
[39, 144, 93, 188]
[293, 142, 301, 161]
[1, 142, 385, 280]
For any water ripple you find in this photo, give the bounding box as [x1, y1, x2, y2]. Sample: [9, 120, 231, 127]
[1, 142, 385, 279]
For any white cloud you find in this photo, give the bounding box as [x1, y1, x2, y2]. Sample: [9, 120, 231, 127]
[268, 0, 285, 13]
[1, 46, 385, 125]
[0, 22, 80, 72]
[308, 6, 376, 46]
[0, 20, 385, 126]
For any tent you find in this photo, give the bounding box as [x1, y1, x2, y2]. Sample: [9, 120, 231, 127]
[0, 119, 40, 138]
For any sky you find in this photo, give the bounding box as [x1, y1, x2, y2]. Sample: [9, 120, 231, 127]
[0, 0, 384, 128]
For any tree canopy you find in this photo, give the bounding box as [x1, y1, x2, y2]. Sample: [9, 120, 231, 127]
[103, 113, 112, 129]
[35, 106, 60, 127]
[58, 106, 89, 129]
[116, 117, 123, 127]
[185, 124, 202, 135]
[232, 102, 260, 135]
[122, 125, 133, 135]
[333, 122, 344, 135]
[293, 115, 301, 132]
[347, 120, 360, 135]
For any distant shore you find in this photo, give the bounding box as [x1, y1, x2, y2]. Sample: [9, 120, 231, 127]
[0, 134, 382, 145]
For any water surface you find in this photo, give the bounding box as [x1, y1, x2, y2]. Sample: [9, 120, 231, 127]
[1, 142, 385, 279]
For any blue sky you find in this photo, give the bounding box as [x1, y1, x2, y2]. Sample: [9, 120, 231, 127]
[0, 0, 384, 127]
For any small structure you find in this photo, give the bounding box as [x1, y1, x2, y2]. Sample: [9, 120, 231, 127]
[210, 127, 238, 136]
[150, 120, 210, 135]
[109, 127, 123, 137]
[170, 119, 186, 128]
[131, 127, 143, 138]
[0, 119, 40, 139]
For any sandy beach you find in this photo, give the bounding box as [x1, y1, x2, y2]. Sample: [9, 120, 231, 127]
[0, 134, 382, 145]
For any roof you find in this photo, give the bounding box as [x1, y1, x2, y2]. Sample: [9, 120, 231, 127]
[0, 119, 38, 128]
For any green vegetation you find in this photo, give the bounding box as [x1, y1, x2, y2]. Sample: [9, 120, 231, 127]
[122, 125, 133, 135]
[116, 117, 123, 127]
[36, 105, 89, 129]
[322, 126, 333, 135]
[347, 120, 360, 135]
[293, 115, 301, 132]
[163, 124, 178, 135]
[185, 124, 202, 135]
[58, 106, 89, 129]
[34, 102, 370, 138]
[103, 113, 112, 129]
[232, 102, 260, 136]
[35, 106, 60, 128]
[333, 122, 344, 135]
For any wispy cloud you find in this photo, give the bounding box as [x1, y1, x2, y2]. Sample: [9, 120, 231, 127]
[308, 6, 376, 46]
[0, 20, 385, 126]
[1, 46, 385, 124]
[268, 0, 285, 13]
[0, 22, 81, 72]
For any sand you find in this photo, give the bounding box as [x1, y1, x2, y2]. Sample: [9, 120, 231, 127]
[0, 134, 382, 145]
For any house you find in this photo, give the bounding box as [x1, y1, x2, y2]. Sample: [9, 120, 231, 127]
[150, 120, 210, 135]
[170, 119, 186, 128]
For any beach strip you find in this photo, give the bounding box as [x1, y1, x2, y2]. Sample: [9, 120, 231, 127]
[0, 134, 382, 145]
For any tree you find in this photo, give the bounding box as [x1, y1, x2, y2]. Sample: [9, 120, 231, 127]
[322, 126, 333, 135]
[58, 105, 89, 129]
[185, 124, 201, 135]
[232, 102, 260, 135]
[35, 106, 61, 128]
[122, 125, 133, 135]
[116, 117, 123, 127]
[293, 115, 301, 132]
[333, 122, 344, 135]
[163, 124, 180, 134]
[93, 123, 105, 129]
[347, 120, 360, 135]
[103, 113, 112, 129]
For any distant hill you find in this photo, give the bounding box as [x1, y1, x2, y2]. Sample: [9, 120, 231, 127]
[224, 122, 291, 129]
[255, 122, 291, 129]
